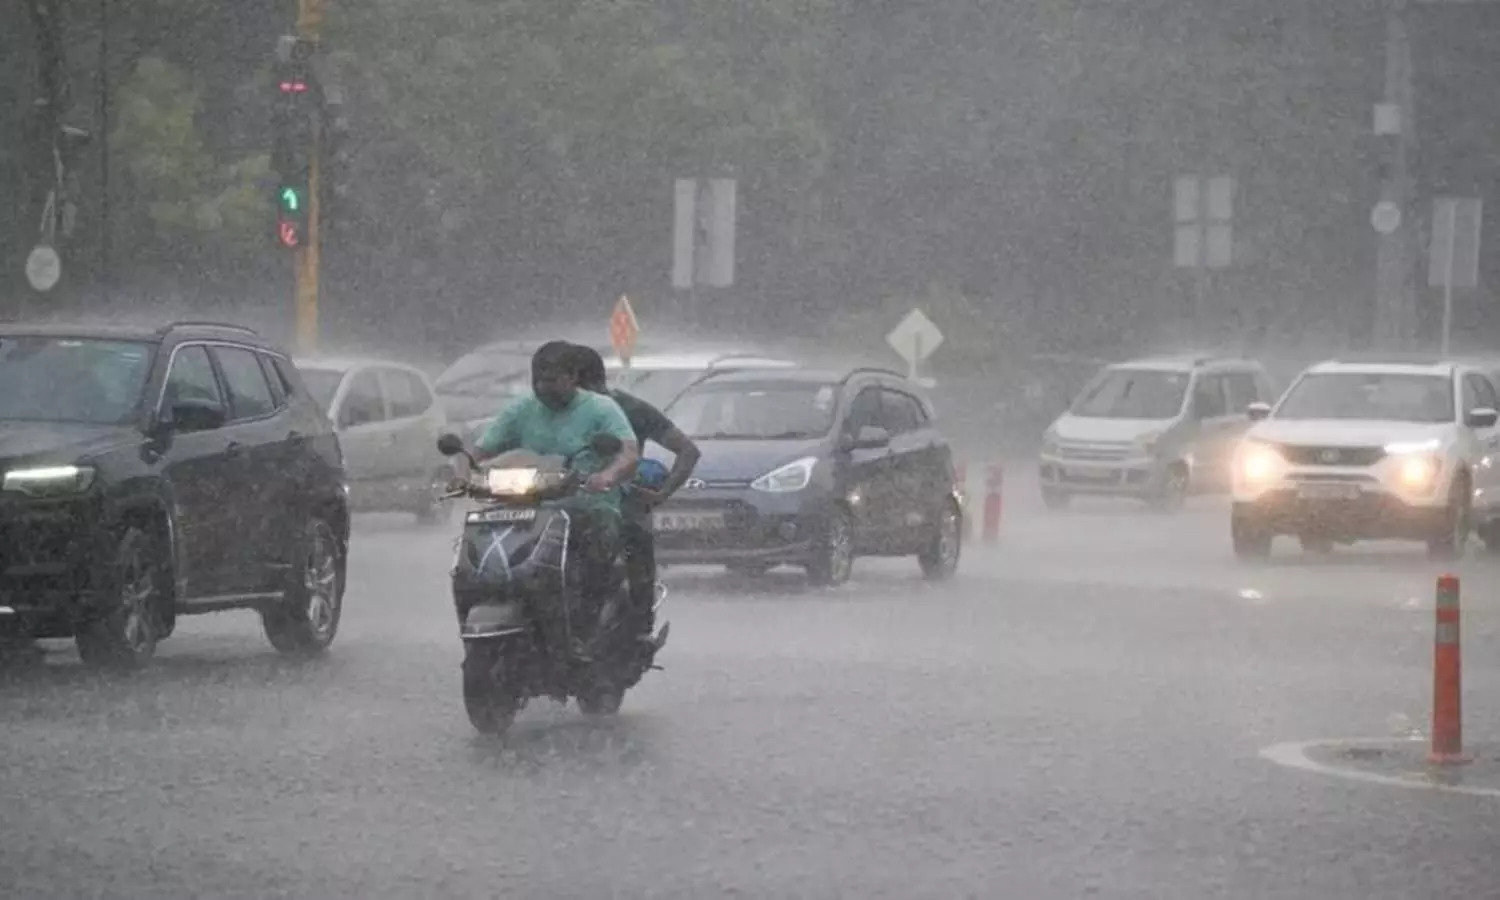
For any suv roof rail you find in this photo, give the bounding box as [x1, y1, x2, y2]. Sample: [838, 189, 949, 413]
[159, 320, 261, 336]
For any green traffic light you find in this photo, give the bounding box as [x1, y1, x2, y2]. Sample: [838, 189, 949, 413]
[280, 187, 301, 212]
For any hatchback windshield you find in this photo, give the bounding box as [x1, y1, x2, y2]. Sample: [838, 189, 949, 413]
[1071, 368, 1188, 420]
[0, 336, 155, 425]
[1275, 372, 1454, 424]
[668, 381, 838, 440]
[297, 368, 345, 414]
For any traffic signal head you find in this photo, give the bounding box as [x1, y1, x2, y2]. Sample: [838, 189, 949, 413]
[276, 184, 307, 248]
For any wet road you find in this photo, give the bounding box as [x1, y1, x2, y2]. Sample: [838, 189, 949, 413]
[4, 473, 1500, 898]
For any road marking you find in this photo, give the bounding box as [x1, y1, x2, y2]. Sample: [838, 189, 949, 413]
[1260, 737, 1500, 799]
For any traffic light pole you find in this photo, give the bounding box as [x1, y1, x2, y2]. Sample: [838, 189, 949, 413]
[293, 0, 324, 354]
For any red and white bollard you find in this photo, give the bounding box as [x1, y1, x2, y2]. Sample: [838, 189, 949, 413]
[981, 463, 1003, 545]
[1430, 574, 1469, 765]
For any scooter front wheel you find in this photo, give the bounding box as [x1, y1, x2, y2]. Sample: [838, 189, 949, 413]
[462, 640, 520, 735]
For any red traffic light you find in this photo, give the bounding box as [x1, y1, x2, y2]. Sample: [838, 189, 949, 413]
[278, 220, 302, 248]
[279, 80, 308, 94]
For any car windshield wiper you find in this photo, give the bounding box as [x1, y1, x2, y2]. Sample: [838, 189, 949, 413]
[757, 431, 815, 439]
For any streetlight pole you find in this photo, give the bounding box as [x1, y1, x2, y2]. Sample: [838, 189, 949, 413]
[1373, 0, 1416, 348]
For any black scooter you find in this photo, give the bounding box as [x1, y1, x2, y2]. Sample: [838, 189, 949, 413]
[437, 433, 669, 735]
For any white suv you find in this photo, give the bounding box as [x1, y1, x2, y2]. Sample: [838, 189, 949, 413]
[1230, 357, 1500, 559]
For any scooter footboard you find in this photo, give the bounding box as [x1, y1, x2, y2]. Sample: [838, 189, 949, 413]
[461, 601, 528, 640]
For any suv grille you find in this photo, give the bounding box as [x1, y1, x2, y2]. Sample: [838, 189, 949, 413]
[1280, 445, 1386, 467]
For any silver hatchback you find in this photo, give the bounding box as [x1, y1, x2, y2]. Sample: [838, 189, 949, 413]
[296, 356, 455, 523]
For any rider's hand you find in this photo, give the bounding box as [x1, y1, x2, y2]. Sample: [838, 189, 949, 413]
[445, 476, 468, 493]
[583, 472, 615, 494]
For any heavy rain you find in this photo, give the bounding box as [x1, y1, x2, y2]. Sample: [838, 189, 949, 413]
[3, 1, 1500, 897]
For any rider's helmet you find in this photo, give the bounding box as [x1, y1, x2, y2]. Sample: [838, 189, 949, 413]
[634, 457, 670, 490]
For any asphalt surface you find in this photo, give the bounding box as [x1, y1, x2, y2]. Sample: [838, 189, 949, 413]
[4, 471, 1500, 899]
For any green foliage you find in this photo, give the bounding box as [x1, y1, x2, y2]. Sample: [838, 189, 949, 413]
[110, 57, 269, 262]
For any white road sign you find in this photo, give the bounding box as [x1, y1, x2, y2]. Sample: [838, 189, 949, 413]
[886, 308, 944, 374]
[25, 245, 61, 293]
[1371, 201, 1402, 235]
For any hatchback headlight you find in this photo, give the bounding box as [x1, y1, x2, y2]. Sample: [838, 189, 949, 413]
[751, 457, 817, 493]
[2, 465, 96, 497]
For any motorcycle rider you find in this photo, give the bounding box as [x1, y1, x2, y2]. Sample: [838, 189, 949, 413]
[471, 341, 640, 612]
[566, 344, 701, 641]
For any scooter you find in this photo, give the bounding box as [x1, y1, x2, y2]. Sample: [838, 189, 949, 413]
[437, 433, 669, 735]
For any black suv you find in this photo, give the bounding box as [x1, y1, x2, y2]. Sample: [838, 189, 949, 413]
[0, 321, 349, 667]
[648, 366, 963, 585]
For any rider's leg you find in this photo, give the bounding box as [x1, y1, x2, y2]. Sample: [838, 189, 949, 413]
[620, 516, 656, 638]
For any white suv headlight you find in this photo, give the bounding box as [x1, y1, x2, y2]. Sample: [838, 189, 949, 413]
[2, 465, 96, 497]
[751, 457, 817, 493]
[1235, 442, 1285, 485]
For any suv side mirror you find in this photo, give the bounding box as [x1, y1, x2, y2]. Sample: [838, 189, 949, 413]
[1466, 407, 1498, 429]
[1246, 402, 1271, 422]
[163, 399, 226, 435]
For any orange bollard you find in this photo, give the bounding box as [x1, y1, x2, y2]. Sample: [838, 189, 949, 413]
[981, 463, 1003, 545]
[1430, 574, 1469, 765]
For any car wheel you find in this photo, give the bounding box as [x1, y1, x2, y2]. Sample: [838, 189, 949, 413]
[806, 508, 854, 587]
[263, 516, 344, 657]
[1298, 534, 1334, 555]
[1427, 477, 1472, 560]
[1149, 464, 1190, 512]
[1041, 488, 1070, 510]
[577, 685, 625, 716]
[918, 499, 962, 581]
[1479, 521, 1500, 556]
[1231, 506, 1273, 560]
[414, 466, 455, 525]
[76, 526, 168, 670]
[463, 641, 520, 735]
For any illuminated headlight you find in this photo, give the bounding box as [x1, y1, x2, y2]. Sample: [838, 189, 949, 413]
[751, 457, 816, 493]
[486, 467, 539, 495]
[2, 465, 96, 497]
[1396, 455, 1441, 490]
[1236, 442, 1284, 484]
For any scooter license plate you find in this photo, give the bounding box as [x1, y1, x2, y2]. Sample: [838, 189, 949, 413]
[468, 508, 538, 524]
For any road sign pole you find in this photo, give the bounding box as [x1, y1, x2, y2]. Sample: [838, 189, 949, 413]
[1441, 199, 1457, 355]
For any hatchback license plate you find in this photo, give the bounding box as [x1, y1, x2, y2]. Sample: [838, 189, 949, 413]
[1297, 483, 1360, 501]
[654, 511, 727, 532]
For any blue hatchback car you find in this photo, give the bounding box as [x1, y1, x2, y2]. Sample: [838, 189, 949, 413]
[644, 366, 963, 585]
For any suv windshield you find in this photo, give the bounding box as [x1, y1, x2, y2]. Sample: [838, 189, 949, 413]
[0, 336, 154, 425]
[297, 368, 345, 414]
[1071, 369, 1188, 420]
[668, 381, 838, 440]
[1275, 372, 1454, 424]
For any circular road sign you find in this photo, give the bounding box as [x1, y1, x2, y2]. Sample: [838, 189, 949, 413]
[1371, 201, 1402, 235]
[25, 245, 62, 293]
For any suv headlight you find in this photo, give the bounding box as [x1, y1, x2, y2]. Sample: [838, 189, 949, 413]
[751, 457, 817, 493]
[1395, 455, 1441, 490]
[1235, 442, 1284, 485]
[2, 464, 96, 497]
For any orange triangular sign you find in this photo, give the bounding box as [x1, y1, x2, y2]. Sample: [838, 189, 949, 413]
[609, 295, 640, 363]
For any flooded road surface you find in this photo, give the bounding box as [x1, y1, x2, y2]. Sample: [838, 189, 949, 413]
[3, 487, 1499, 899]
